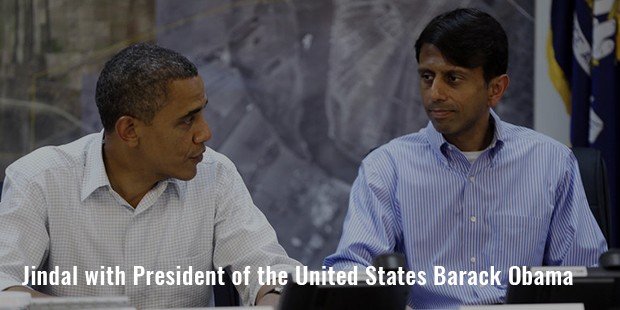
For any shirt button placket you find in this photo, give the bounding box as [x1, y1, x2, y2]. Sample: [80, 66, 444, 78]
[124, 214, 143, 303]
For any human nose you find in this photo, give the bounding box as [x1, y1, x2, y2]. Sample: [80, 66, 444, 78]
[193, 113, 212, 144]
[429, 79, 448, 102]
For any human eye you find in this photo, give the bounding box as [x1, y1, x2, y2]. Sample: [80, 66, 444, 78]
[419, 71, 434, 84]
[446, 74, 462, 84]
[182, 115, 195, 125]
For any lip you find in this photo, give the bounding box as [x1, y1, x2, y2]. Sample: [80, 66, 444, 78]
[189, 150, 205, 163]
[428, 109, 453, 119]
[189, 154, 203, 164]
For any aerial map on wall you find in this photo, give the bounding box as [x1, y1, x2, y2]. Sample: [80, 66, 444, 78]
[0, 0, 534, 268]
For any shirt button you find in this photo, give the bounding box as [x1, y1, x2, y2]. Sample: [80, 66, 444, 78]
[470, 256, 476, 263]
[469, 176, 475, 182]
[470, 216, 476, 223]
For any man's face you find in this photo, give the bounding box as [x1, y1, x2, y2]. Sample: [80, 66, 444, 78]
[417, 44, 497, 147]
[136, 76, 211, 181]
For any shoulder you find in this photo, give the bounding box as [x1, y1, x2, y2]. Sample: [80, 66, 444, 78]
[192, 147, 241, 188]
[360, 131, 431, 183]
[197, 147, 237, 173]
[5, 133, 99, 182]
[364, 130, 430, 165]
[500, 122, 572, 158]
[388, 131, 430, 152]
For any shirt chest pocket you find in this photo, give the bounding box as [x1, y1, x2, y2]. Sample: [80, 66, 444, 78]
[489, 214, 549, 267]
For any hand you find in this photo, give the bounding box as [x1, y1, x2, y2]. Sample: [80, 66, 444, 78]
[256, 292, 280, 308]
[4, 286, 50, 297]
[255, 284, 281, 308]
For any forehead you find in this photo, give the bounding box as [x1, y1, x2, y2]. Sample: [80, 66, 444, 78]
[156, 76, 206, 116]
[418, 44, 458, 69]
[166, 76, 205, 101]
[418, 44, 483, 77]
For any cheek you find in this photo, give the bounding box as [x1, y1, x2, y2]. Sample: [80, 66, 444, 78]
[461, 89, 487, 105]
[420, 89, 433, 104]
[154, 133, 188, 156]
[175, 134, 196, 153]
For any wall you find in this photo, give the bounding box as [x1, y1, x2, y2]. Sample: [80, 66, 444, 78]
[0, 0, 155, 176]
[1, 0, 535, 268]
[534, 0, 570, 144]
[150, 0, 535, 267]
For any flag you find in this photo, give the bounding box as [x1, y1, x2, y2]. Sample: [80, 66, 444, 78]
[548, 0, 619, 246]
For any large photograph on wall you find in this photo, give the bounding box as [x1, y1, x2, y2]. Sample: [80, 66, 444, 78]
[154, 0, 534, 267]
[0, 0, 534, 268]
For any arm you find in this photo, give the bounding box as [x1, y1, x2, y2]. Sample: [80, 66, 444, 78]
[544, 152, 607, 266]
[0, 173, 50, 295]
[3, 286, 49, 297]
[324, 156, 402, 269]
[211, 162, 301, 306]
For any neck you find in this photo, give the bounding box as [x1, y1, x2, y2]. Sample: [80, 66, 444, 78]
[447, 119, 495, 152]
[102, 137, 159, 208]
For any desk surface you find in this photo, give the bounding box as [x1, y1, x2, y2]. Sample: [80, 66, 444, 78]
[460, 304, 584, 310]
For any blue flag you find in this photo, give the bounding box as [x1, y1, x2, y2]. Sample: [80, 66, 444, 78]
[548, 0, 618, 246]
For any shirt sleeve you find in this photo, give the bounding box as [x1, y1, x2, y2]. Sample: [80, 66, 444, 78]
[324, 154, 402, 270]
[210, 163, 301, 305]
[543, 151, 608, 266]
[0, 172, 50, 291]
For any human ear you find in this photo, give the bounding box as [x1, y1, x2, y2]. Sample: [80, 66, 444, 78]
[487, 74, 509, 108]
[114, 116, 139, 147]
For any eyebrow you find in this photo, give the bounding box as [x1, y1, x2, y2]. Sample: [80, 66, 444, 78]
[417, 68, 430, 74]
[445, 69, 467, 76]
[179, 100, 208, 120]
[417, 68, 467, 76]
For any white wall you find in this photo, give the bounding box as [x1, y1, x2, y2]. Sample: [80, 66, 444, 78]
[534, 0, 570, 145]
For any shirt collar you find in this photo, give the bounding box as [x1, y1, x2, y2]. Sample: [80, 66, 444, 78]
[81, 130, 111, 202]
[80, 130, 188, 203]
[425, 109, 506, 160]
[160, 178, 188, 204]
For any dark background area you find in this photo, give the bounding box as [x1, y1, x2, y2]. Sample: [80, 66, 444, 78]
[0, 0, 534, 268]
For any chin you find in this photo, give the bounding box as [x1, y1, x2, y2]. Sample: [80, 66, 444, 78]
[172, 168, 198, 181]
[179, 173, 198, 181]
[431, 123, 450, 134]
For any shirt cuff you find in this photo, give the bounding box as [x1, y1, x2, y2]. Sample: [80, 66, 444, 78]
[0, 278, 28, 292]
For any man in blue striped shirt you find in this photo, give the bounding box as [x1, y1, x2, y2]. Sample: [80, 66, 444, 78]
[324, 8, 607, 308]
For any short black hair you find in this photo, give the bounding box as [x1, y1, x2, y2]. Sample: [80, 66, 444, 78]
[95, 43, 198, 132]
[414, 8, 508, 83]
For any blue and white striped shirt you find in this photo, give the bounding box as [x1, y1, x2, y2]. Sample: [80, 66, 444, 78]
[324, 110, 607, 308]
